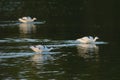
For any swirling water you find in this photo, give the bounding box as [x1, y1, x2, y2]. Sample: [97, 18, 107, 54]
[0, 0, 120, 80]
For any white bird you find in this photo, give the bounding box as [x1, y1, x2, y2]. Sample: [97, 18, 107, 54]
[76, 36, 99, 44]
[30, 45, 53, 53]
[19, 16, 37, 23]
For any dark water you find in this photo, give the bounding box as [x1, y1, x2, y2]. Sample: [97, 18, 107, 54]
[0, 0, 120, 80]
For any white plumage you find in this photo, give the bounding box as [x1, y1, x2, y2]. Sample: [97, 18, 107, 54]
[76, 36, 99, 44]
[30, 45, 53, 53]
[19, 16, 37, 23]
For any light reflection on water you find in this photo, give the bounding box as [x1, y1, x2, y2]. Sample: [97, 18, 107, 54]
[0, 0, 120, 79]
[0, 21, 119, 80]
[0, 21, 45, 27]
[0, 37, 107, 58]
[19, 23, 36, 34]
[76, 44, 99, 61]
[31, 53, 54, 65]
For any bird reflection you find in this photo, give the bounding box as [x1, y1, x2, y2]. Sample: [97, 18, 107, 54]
[76, 44, 99, 61]
[19, 23, 36, 34]
[31, 53, 54, 65]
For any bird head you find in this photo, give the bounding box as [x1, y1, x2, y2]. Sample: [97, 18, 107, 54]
[33, 17, 37, 20]
[95, 36, 99, 40]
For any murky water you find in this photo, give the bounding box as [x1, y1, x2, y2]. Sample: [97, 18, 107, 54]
[0, 0, 120, 80]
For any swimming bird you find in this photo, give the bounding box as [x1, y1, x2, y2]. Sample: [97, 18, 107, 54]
[19, 16, 37, 23]
[76, 36, 99, 44]
[30, 45, 53, 53]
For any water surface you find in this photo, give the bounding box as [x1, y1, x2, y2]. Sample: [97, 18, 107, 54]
[0, 0, 120, 80]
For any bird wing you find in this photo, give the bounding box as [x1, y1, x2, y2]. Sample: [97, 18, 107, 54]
[89, 36, 94, 41]
[22, 17, 28, 20]
[30, 46, 42, 52]
[81, 37, 89, 40]
[27, 16, 32, 20]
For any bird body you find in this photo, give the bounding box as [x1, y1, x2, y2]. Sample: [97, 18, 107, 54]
[30, 46, 42, 53]
[30, 45, 53, 53]
[19, 16, 37, 23]
[76, 36, 99, 44]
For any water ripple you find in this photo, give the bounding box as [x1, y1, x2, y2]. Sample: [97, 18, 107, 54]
[0, 21, 46, 27]
[0, 52, 60, 59]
